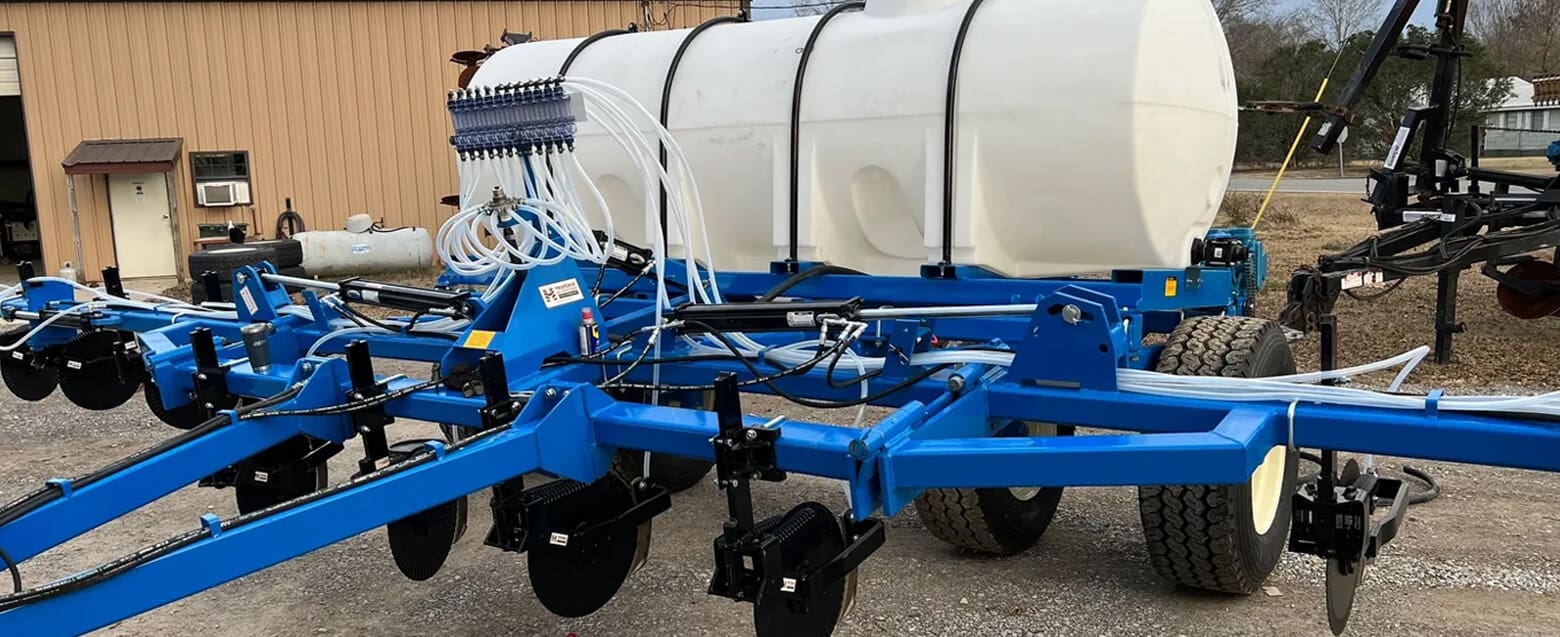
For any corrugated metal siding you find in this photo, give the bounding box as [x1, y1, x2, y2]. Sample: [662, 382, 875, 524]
[0, 1, 742, 277]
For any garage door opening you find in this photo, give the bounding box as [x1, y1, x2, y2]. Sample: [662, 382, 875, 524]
[0, 36, 43, 266]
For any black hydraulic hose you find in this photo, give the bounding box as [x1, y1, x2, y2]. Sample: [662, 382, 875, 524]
[756, 264, 864, 302]
[0, 421, 514, 612]
[939, 0, 989, 265]
[786, 2, 865, 263]
[657, 14, 748, 249]
[0, 546, 18, 593]
[1297, 450, 1442, 505]
[560, 25, 637, 75]
[0, 387, 303, 530]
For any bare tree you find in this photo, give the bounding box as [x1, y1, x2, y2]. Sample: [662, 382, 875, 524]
[1299, 0, 1384, 47]
[1472, 0, 1560, 79]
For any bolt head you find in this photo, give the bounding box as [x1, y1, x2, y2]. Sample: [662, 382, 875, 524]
[544, 388, 559, 399]
[196, 373, 208, 381]
[745, 429, 758, 441]
[1061, 304, 1083, 325]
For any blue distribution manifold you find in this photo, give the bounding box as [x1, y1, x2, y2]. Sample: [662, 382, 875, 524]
[0, 228, 1552, 636]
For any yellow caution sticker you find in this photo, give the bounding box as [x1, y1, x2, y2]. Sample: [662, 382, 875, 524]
[462, 330, 498, 350]
[1164, 277, 1178, 298]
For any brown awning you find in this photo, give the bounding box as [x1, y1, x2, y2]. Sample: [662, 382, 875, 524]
[62, 138, 183, 175]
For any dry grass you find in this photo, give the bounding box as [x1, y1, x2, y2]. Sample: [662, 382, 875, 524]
[1247, 194, 1560, 389]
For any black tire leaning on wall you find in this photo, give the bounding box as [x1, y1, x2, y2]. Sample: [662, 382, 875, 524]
[188, 245, 278, 287]
[243, 239, 304, 268]
[1137, 316, 1299, 594]
[191, 265, 307, 304]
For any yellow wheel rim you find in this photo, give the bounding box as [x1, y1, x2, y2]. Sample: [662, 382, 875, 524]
[1249, 445, 1287, 535]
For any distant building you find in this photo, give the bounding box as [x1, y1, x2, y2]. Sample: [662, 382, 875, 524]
[0, 1, 741, 279]
[1483, 76, 1560, 157]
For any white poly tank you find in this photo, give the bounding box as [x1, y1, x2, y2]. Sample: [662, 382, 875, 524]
[469, 0, 1237, 276]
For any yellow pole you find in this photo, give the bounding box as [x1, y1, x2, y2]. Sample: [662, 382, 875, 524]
[1252, 78, 1331, 230]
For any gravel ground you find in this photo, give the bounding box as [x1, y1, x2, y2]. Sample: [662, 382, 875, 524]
[1, 385, 1556, 637]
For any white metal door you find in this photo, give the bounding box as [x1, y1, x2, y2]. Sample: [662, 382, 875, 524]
[0, 37, 18, 97]
[108, 174, 177, 277]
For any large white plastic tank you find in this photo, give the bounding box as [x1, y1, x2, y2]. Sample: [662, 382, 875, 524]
[470, 0, 1237, 276]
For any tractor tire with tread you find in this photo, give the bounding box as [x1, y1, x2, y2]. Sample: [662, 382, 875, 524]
[242, 239, 303, 268]
[913, 423, 1073, 555]
[1137, 316, 1298, 594]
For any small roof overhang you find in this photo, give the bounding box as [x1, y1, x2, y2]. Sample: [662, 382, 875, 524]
[62, 138, 183, 175]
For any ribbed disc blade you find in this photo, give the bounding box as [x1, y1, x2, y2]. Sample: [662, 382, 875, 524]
[753, 502, 848, 637]
[527, 476, 640, 618]
[388, 496, 468, 581]
[0, 345, 56, 401]
[1496, 261, 1560, 319]
[57, 331, 140, 410]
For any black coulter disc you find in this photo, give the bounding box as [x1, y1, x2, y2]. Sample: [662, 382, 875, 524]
[0, 329, 57, 401]
[753, 502, 849, 637]
[234, 436, 330, 515]
[143, 380, 208, 430]
[57, 331, 141, 410]
[527, 475, 641, 618]
[389, 496, 469, 581]
[1325, 459, 1368, 636]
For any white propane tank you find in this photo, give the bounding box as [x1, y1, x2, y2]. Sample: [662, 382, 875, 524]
[470, 0, 1237, 276]
[295, 228, 435, 276]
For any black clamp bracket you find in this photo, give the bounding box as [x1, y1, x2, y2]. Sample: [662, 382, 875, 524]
[189, 328, 235, 414]
[344, 340, 394, 475]
[476, 353, 521, 429]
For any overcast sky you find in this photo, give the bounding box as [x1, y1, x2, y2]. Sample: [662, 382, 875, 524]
[751, 1, 1437, 26]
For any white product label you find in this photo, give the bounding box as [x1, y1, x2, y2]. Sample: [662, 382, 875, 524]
[1341, 270, 1386, 291]
[362, 290, 381, 304]
[238, 287, 259, 315]
[781, 578, 798, 593]
[351, 244, 373, 255]
[1385, 126, 1412, 169]
[538, 278, 585, 309]
[549, 532, 570, 547]
[66, 360, 82, 370]
[253, 471, 270, 484]
[786, 311, 816, 328]
[10, 351, 23, 360]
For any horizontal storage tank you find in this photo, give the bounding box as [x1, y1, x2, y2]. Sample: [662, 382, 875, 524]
[296, 228, 435, 276]
[469, 0, 1237, 276]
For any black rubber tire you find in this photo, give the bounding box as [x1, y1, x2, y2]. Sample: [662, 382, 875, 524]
[190, 282, 231, 304]
[606, 389, 715, 493]
[1138, 316, 1298, 594]
[244, 239, 303, 268]
[188, 244, 278, 274]
[611, 450, 715, 493]
[277, 265, 309, 278]
[913, 422, 1074, 555]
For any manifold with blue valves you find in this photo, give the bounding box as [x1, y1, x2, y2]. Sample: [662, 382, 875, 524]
[0, 75, 1555, 637]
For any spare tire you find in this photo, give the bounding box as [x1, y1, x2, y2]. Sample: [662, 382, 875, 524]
[189, 245, 278, 279]
[244, 239, 304, 268]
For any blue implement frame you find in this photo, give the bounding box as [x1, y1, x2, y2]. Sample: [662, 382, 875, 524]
[0, 234, 1555, 635]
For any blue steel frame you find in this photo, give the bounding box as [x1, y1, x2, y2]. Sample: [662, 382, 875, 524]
[0, 234, 1556, 635]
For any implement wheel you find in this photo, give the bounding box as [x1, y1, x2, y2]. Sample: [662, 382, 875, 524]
[1138, 316, 1297, 594]
[913, 422, 1073, 555]
[607, 389, 715, 493]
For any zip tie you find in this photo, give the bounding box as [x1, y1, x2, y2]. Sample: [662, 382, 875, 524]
[756, 345, 775, 367]
[1286, 400, 1299, 452]
[1425, 389, 1443, 418]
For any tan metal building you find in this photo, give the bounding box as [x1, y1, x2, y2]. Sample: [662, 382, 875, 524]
[0, 1, 741, 280]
